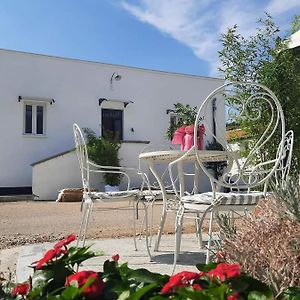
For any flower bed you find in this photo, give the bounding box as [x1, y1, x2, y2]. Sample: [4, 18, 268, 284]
[0, 234, 299, 299]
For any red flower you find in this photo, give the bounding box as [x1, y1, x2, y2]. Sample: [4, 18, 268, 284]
[54, 234, 76, 249]
[53, 246, 67, 257]
[35, 249, 57, 269]
[112, 254, 119, 262]
[208, 263, 240, 281]
[65, 271, 104, 300]
[161, 271, 201, 295]
[227, 291, 240, 300]
[11, 282, 30, 297]
[32, 235, 75, 269]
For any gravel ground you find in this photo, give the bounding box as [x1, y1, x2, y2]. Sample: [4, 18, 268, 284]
[0, 200, 200, 279]
[0, 200, 199, 249]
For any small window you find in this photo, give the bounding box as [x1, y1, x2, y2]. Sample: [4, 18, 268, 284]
[101, 109, 123, 140]
[23, 102, 46, 135]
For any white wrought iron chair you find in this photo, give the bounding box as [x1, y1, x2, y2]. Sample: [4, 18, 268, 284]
[169, 82, 286, 271]
[73, 123, 153, 259]
[273, 130, 294, 187]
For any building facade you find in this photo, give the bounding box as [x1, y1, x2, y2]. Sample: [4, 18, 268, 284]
[0, 49, 224, 198]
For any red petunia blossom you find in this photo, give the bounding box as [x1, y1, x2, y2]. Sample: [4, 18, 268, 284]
[208, 263, 240, 281]
[227, 291, 240, 300]
[112, 254, 119, 262]
[65, 271, 104, 300]
[54, 234, 76, 249]
[34, 247, 67, 270]
[161, 271, 202, 295]
[53, 246, 67, 257]
[35, 249, 57, 270]
[11, 282, 30, 297]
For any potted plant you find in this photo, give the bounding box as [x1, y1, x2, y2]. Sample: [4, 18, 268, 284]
[165, 103, 198, 141]
[166, 103, 205, 150]
[83, 128, 122, 191]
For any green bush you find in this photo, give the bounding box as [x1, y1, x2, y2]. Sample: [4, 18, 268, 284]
[219, 13, 300, 173]
[83, 128, 122, 186]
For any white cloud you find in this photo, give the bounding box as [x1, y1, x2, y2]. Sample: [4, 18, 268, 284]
[120, 0, 300, 76]
[121, 0, 221, 75]
[266, 0, 300, 16]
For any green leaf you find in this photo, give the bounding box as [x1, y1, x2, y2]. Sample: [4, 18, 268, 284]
[196, 262, 218, 272]
[203, 283, 228, 300]
[229, 276, 273, 298]
[279, 287, 300, 300]
[177, 288, 211, 300]
[103, 259, 119, 277]
[61, 286, 80, 300]
[119, 290, 131, 300]
[248, 291, 268, 300]
[148, 296, 168, 300]
[32, 269, 55, 289]
[65, 246, 102, 267]
[127, 283, 158, 300]
[128, 269, 167, 284]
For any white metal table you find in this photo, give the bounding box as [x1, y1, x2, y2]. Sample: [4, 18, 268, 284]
[139, 149, 228, 251]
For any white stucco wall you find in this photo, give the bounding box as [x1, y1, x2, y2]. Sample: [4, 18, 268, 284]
[32, 141, 150, 200]
[0, 49, 224, 192]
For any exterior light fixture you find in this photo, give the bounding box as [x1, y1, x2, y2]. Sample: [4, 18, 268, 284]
[110, 72, 122, 84]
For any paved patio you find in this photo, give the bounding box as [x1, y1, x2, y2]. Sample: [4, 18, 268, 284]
[16, 233, 212, 282]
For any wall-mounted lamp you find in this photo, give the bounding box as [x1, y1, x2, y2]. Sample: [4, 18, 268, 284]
[166, 109, 175, 114]
[110, 72, 122, 84]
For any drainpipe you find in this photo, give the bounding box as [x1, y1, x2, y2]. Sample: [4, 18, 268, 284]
[212, 98, 217, 143]
[212, 98, 218, 179]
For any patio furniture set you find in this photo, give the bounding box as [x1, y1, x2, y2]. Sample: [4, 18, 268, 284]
[73, 82, 294, 272]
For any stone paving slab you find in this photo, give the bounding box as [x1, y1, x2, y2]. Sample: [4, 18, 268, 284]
[17, 234, 211, 282]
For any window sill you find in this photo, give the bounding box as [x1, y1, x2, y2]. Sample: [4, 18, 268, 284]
[22, 134, 47, 138]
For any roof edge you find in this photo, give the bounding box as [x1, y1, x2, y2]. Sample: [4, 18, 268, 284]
[0, 48, 224, 81]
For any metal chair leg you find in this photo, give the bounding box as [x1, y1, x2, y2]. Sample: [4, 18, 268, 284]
[195, 212, 203, 248]
[140, 200, 152, 261]
[154, 209, 167, 251]
[133, 200, 138, 251]
[172, 205, 184, 274]
[149, 198, 156, 247]
[206, 209, 214, 264]
[77, 201, 93, 248]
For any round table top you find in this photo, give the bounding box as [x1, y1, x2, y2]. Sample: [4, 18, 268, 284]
[139, 149, 229, 163]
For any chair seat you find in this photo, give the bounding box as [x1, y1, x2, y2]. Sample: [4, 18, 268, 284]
[89, 189, 139, 202]
[141, 189, 174, 198]
[181, 191, 264, 206]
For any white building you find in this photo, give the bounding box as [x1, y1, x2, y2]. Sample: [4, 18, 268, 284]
[0, 49, 224, 199]
[289, 29, 300, 49]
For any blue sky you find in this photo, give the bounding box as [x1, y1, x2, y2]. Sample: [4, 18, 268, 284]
[0, 0, 299, 77]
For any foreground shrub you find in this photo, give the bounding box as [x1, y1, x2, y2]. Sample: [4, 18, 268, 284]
[0, 234, 286, 300]
[222, 195, 300, 294]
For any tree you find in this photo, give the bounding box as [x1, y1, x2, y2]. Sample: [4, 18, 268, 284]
[219, 13, 300, 172]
